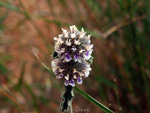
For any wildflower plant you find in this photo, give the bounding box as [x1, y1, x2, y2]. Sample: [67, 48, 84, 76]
[51, 25, 93, 87]
[51, 25, 93, 112]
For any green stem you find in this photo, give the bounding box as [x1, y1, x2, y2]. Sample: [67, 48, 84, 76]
[74, 87, 114, 113]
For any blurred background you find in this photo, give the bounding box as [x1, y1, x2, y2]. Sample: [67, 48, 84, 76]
[0, 0, 150, 113]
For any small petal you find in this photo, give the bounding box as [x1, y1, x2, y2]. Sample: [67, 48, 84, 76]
[59, 74, 64, 78]
[79, 32, 86, 38]
[58, 34, 63, 38]
[66, 39, 71, 46]
[71, 46, 77, 51]
[65, 53, 72, 62]
[64, 80, 69, 86]
[54, 37, 58, 41]
[64, 32, 69, 37]
[69, 79, 75, 87]
[62, 28, 67, 34]
[74, 39, 81, 45]
[85, 51, 89, 56]
[84, 71, 90, 77]
[65, 74, 69, 80]
[51, 61, 56, 68]
[57, 38, 64, 44]
[86, 35, 91, 43]
[77, 57, 82, 63]
[70, 26, 73, 32]
[79, 49, 84, 53]
[87, 35, 91, 40]
[72, 25, 78, 31]
[71, 33, 76, 38]
[60, 48, 65, 53]
[70, 25, 78, 33]
[59, 69, 64, 72]
[74, 53, 79, 62]
[77, 77, 83, 84]
[73, 68, 77, 73]
[86, 44, 93, 50]
[73, 75, 77, 79]
[81, 28, 84, 32]
[86, 65, 92, 71]
[83, 50, 92, 60]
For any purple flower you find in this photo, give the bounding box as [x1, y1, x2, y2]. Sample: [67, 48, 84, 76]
[59, 74, 64, 78]
[51, 25, 93, 87]
[84, 50, 93, 60]
[64, 80, 69, 86]
[65, 53, 72, 62]
[74, 53, 79, 62]
[77, 77, 82, 84]
[69, 79, 75, 87]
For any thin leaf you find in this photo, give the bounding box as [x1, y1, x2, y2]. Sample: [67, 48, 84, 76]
[15, 61, 26, 90]
[24, 83, 41, 112]
[0, 1, 21, 13]
[74, 86, 114, 113]
[0, 88, 27, 112]
[0, 63, 9, 75]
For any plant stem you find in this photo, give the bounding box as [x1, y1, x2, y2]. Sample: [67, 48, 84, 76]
[70, 100, 73, 113]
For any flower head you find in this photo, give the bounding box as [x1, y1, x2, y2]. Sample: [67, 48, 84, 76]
[51, 25, 93, 87]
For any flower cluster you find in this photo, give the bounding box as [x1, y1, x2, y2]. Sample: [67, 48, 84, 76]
[51, 25, 93, 87]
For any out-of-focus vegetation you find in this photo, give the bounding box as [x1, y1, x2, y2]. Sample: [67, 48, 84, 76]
[0, 0, 150, 113]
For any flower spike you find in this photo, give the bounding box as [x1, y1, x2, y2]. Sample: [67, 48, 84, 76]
[51, 25, 93, 87]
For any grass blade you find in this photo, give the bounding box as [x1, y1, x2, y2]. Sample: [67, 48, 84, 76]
[15, 61, 26, 90]
[0, 1, 21, 13]
[74, 87, 114, 113]
[0, 88, 27, 112]
[0, 63, 9, 75]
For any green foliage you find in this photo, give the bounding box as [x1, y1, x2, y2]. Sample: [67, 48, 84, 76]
[74, 86, 114, 113]
[0, 63, 9, 75]
[0, 1, 21, 13]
